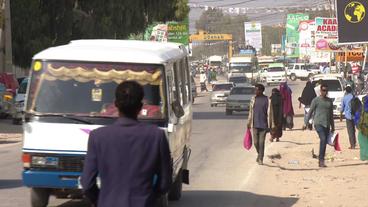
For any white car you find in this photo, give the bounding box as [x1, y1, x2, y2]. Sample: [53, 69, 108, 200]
[262, 66, 287, 86]
[287, 63, 316, 81]
[311, 74, 346, 116]
[210, 82, 234, 107]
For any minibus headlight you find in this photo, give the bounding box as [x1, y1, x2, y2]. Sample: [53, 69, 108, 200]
[31, 156, 59, 167]
[32, 156, 47, 166]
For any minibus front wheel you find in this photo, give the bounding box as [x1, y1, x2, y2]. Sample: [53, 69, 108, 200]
[31, 188, 50, 207]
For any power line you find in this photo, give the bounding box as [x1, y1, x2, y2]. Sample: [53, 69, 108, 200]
[216, 0, 259, 7]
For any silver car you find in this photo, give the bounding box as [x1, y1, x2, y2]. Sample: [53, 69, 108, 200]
[210, 82, 233, 107]
[225, 86, 255, 115]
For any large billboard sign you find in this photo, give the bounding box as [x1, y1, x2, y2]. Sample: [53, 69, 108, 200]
[244, 22, 262, 50]
[336, 0, 368, 44]
[286, 13, 309, 57]
[299, 20, 315, 60]
[315, 17, 341, 51]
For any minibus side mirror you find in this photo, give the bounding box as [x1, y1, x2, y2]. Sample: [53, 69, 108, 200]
[172, 101, 184, 118]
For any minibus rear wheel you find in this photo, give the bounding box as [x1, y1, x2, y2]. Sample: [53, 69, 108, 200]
[31, 188, 50, 207]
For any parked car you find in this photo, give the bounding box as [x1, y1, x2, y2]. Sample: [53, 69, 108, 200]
[287, 63, 316, 81]
[0, 82, 13, 119]
[210, 82, 233, 107]
[0, 73, 18, 118]
[225, 86, 255, 115]
[311, 74, 346, 116]
[0, 73, 19, 95]
[12, 77, 29, 124]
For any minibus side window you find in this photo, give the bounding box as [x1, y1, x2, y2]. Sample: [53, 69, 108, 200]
[184, 57, 191, 103]
[173, 62, 183, 106]
[179, 58, 188, 105]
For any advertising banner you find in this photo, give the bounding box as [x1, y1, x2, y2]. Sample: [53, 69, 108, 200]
[168, 21, 189, 45]
[286, 13, 309, 57]
[244, 22, 262, 50]
[315, 17, 340, 51]
[336, 0, 368, 44]
[310, 51, 331, 63]
[335, 50, 365, 62]
[299, 20, 315, 60]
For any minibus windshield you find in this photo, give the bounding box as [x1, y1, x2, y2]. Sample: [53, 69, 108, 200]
[26, 61, 166, 120]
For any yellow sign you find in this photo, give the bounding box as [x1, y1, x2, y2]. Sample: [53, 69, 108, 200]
[335, 51, 365, 62]
[189, 31, 232, 41]
[344, 2, 366, 23]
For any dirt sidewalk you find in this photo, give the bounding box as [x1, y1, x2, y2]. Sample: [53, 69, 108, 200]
[246, 109, 368, 207]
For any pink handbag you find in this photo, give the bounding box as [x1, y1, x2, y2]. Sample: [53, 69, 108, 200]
[243, 128, 252, 150]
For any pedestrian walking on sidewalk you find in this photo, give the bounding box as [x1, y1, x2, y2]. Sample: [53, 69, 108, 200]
[247, 83, 269, 165]
[200, 71, 208, 92]
[305, 84, 335, 168]
[356, 95, 368, 161]
[269, 88, 283, 142]
[298, 81, 317, 129]
[81, 81, 172, 207]
[340, 86, 357, 149]
[346, 76, 355, 94]
[280, 82, 294, 130]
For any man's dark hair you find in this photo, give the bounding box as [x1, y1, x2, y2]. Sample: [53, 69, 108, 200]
[320, 83, 328, 90]
[345, 86, 352, 93]
[115, 81, 144, 118]
[255, 83, 265, 92]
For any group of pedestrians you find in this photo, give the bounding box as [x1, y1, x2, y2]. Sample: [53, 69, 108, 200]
[248, 79, 368, 168]
[247, 82, 295, 165]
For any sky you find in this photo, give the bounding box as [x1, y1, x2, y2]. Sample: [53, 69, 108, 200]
[188, 0, 331, 33]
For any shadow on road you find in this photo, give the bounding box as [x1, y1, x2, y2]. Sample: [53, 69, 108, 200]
[54, 199, 91, 207]
[0, 179, 23, 189]
[170, 190, 299, 207]
[0, 119, 23, 134]
[193, 112, 248, 120]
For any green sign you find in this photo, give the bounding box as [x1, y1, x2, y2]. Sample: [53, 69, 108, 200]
[286, 13, 309, 57]
[167, 21, 189, 45]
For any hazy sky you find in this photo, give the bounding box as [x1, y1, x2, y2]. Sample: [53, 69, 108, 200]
[189, 0, 328, 33]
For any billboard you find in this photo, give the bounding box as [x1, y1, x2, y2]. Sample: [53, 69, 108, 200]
[310, 51, 331, 63]
[244, 22, 262, 50]
[298, 20, 315, 60]
[167, 21, 189, 45]
[315, 17, 340, 51]
[336, 0, 368, 44]
[286, 13, 309, 57]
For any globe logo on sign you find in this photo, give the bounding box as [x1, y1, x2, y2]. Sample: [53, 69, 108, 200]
[344, 1, 366, 23]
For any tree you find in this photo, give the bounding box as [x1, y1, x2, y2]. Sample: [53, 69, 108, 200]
[194, 9, 249, 58]
[261, 26, 284, 56]
[11, 0, 189, 68]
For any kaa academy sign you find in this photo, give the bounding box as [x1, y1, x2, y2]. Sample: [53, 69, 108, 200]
[336, 0, 368, 44]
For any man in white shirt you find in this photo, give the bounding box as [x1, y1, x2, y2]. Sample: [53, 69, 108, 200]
[199, 71, 208, 92]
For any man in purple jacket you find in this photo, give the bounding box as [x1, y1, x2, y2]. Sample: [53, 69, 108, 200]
[81, 81, 172, 207]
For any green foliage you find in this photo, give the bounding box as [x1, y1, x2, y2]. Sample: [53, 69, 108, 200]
[261, 26, 284, 56]
[11, 0, 189, 68]
[194, 9, 250, 58]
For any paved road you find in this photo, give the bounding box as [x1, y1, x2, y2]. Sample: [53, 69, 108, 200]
[0, 80, 305, 207]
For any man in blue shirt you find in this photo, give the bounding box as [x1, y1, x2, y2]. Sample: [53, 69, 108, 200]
[340, 86, 356, 149]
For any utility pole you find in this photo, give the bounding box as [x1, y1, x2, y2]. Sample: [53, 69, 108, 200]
[4, 0, 12, 74]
